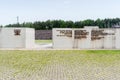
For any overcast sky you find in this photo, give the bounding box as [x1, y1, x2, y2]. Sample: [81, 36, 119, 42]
[0, 0, 120, 25]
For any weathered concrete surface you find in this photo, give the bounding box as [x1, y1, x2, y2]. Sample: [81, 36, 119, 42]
[0, 28, 35, 48]
[53, 26, 120, 49]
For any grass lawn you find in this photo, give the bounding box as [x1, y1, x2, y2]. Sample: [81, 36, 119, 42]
[35, 40, 52, 44]
[0, 50, 120, 80]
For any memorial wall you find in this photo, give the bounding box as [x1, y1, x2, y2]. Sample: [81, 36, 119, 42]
[53, 26, 120, 49]
[0, 28, 35, 48]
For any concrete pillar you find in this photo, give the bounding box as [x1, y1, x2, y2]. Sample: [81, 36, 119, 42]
[115, 29, 120, 49]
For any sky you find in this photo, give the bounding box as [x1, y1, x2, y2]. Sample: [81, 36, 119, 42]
[0, 0, 120, 25]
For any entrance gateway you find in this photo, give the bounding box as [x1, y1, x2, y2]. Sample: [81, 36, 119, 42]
[53, 26, 119, 49]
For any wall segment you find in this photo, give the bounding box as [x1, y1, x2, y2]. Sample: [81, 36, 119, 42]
[53, 26, 120, 49]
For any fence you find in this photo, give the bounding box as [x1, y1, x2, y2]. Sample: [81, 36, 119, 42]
[35, 30, 52, 40]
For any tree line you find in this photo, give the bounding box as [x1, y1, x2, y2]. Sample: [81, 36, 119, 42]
[5, 18, 120, 30]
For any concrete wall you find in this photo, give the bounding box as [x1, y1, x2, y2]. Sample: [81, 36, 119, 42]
[53, 27, 120, 49]
[0, 28, 35, 48]
[25, 28, 35, 48]
[53, 28, 73, 49]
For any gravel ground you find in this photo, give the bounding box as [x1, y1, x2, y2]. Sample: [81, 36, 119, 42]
[0, 61, 120, 80]
[0, 50, 120, 80]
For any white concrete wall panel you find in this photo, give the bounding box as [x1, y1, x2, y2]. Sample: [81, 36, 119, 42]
[53, 28, 73, 49]
[53, 27, 120, 49]
[0, 28, 35, 48]
[115, 29, 120, 49]
[25, 28, 35, 48]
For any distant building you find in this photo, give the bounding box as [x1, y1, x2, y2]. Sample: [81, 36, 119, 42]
[112, 24, 120, 28]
